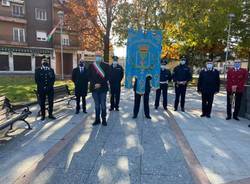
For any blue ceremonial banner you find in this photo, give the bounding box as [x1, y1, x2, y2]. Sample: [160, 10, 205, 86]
[125, 29, 162, 94]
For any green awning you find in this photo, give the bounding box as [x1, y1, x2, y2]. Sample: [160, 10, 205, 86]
[0, 47, 53, 54]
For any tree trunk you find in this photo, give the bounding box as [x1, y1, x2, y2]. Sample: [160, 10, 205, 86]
[103, 34, 110, 63]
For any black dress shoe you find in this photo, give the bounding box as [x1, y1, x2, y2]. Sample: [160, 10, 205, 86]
[109, 108, 114, 111]
[181, 108, 185, 112]
[233, 116, 240, 121]
[226, 117, 231, 120]
[200, 114, 206, 117]
[48, 115, 56, 120]
[174, 108, 177, 111]
[132, 115, 137, 119]
[248, 124, 250, 128]
[92, 120, 101, 126]
[145, 116, 151, 119]
[102, 120, 107, 126]
[83, 111, 87, 114]
[115, 108, 119, 111]
[206, 115, 211, 118]
[75, 110, 79, 114]
[41, 116, 45, 121]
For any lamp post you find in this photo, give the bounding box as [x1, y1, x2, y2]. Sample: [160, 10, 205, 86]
[57, 10, 64, 80]
[224, 13, 235, 79]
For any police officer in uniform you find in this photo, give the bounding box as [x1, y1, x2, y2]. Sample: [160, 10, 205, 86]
[172, 56, 192, 112]
[35, 56, 56, 121]
[72, 59, 89, 114]
[197, 59, 220, 118]
[109, 56, 124, 111]
[155, 59, 172, 110]
[133, 76, 152, 119]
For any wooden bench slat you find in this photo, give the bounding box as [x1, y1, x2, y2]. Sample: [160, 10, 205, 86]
[0, 108, 8, 116]
[0, 96, 5, 102]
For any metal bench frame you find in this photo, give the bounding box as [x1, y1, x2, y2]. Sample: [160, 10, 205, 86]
[0, 96, 32, 131]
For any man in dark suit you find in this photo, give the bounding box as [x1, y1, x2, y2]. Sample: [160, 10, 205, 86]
[72, 60, 89, 114]
[172, 56, 192, 112]
[197, 59, 220, 118]
[35, 56, 56, 121]
[109, 56, 124, 111]
[133, 76, 152, 119]
[155, 59, 172, 110]
[88, 56, 110, 126]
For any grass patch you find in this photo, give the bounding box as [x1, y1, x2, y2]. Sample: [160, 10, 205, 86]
[0, 76, 73, 104]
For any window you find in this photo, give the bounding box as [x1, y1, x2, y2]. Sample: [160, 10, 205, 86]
[35, 8, 47, 21]
[36, 31, 47, 41]
[0, 55, 9, 71]
[13, 28, 25, 42]
[62, 34, 70, 46]
[13, 55, 31, 71]
[12, 4, 25, 17]
[2, 0, 10, 6]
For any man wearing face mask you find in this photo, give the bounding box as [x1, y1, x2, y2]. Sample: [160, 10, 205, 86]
[88, 55, 110, 126]
[226, 60, 248, 121]
[35, 55, 56, 121]
[109, 56, 124, 111]
[155, 59, 172, 110]
[197, 59, 220, 118]
[172, 56, 192, 112]
[72, 59, 89, 114]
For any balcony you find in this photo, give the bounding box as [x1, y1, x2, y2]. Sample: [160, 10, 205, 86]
[53, 32, 80, 50]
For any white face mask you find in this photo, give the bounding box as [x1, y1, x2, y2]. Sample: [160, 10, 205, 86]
[161, 65, 165, 69]
[113, 61, 118, 67]
[207, 63, 213, 69]
[180, 60, 186, 65]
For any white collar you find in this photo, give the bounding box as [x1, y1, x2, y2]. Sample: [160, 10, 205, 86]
[42, 66, 49, 70]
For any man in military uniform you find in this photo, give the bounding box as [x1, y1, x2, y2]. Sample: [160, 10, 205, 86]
[88, 55, 110, 126]
[133, 76, 152, 119]
[226, 60, 248, 121]
[172, 56, 192, 112]
[109, 56, 124, 111]
[72, 59, 89, 114]
[155, 59, 172, 110]
[197, 59, 220, 118]
[35, 56, 56, 121]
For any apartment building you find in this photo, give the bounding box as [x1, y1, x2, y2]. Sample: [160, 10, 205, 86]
[0, 0, 80, 76]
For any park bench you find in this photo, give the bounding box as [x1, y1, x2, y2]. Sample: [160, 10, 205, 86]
[0, 96, 32, 131]
[34, 85, 75, 116]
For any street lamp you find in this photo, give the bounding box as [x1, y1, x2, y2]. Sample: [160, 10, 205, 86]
[224, 13, 235, 79]
[57, 10, 64, 80]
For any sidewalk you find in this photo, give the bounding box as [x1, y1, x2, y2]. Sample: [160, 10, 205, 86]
[0, 88, 249, 184]
[168, 89, 250, 184]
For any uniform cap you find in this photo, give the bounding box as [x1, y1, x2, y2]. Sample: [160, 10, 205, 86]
[112, 56, 119, 61]
[161, 59, 167, 65]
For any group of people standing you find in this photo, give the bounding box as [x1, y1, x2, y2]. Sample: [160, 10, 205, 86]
[35, 55, 249, 127]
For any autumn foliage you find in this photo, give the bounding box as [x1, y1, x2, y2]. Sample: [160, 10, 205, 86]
[63, 0, 103, 51]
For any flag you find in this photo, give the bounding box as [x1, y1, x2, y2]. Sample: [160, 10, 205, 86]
[47, 21, 61, 42]
[125, 29, 162, 94]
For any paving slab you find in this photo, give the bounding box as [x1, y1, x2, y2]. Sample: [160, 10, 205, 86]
[169, 89, 250, 184]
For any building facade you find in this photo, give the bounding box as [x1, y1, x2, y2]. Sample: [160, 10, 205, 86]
[0, 0, 80, 77]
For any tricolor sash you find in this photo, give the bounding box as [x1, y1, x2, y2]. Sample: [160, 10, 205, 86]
[93, 62, 105, 78]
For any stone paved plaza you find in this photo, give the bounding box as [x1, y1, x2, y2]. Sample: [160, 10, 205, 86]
[0, 88, 250, 184]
